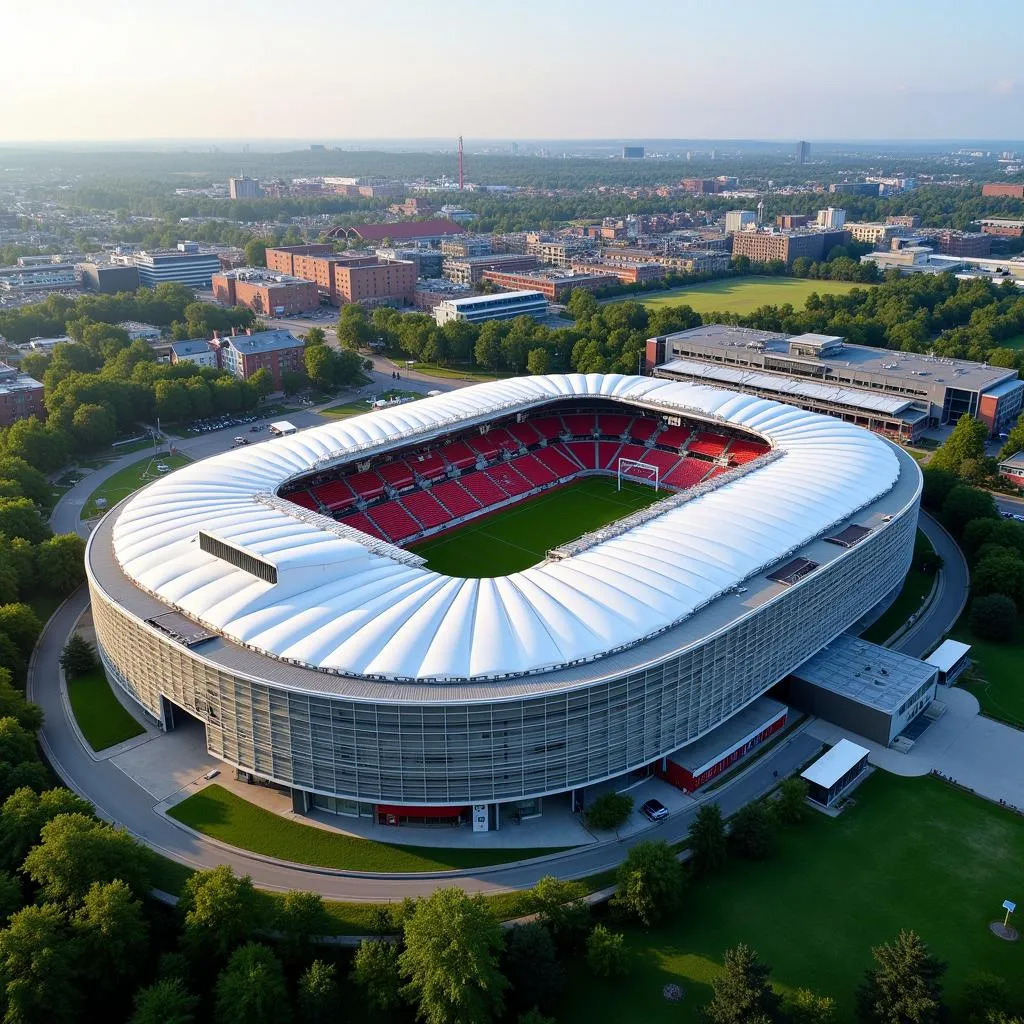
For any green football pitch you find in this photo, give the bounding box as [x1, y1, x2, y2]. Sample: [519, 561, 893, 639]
[410, 476, 664, 577]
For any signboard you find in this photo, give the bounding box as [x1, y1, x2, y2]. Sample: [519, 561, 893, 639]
[472, 804, 489, 832]
[1003, 900, 1016, 913]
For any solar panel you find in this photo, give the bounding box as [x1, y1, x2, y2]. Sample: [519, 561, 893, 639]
[767, 557, 820, 586]
[146, 612, 216, 648]
[825, 524, 872, 549]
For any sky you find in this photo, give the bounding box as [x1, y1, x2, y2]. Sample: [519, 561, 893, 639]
[2, 0, 1021, 144]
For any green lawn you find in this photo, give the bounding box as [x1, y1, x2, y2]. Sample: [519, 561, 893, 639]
[859, 529, 936, 644]
[562, 774, 1024, 1024]
[1002, 333, 1024, 351]
[953, 623, 1024, 728]
[67, 668, 145, 751]
[320, 390, 421, 419]
[404, 362, 506, 382]
[411, 476, 664, 577]
[639, 276, 871, 316]
[167, 784, 571, 872]
[80, 453, 192, 520]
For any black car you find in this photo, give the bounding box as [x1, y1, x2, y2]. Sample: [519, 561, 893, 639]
[641, 798, 669, 822]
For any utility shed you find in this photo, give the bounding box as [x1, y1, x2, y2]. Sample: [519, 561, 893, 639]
[924, 640, 971, 686]
[786, 634, 938, 746]
[801, 738, 870, 807]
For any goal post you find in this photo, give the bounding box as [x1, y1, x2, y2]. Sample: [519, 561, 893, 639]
[617, 457, 660, 492]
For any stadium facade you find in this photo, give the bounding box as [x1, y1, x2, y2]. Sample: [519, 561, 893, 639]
[86, 375, 921, 826]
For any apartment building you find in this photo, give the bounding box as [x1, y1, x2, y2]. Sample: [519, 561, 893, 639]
[264, 246, 415, 306]
[218, 329, 304, 389]
[211, 267, 319, 316]
[935, 230, 992, 258]
[845, 222, 905, 246]
[979, 219, 1024, 238]
[0, 364, 44, 426]
[570, 260, 669, 284]
[730, 228, 850, 266]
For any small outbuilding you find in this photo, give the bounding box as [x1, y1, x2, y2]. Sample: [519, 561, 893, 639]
[801, 738, 870, 807]
[924, 639, 971, 687]
[269, 420, 298, 437]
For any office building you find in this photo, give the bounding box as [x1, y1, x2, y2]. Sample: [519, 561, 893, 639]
[217, 329, 304, 389]
[648, 323, 1024, 438]
[816, 207, 846, 230]
[622, 145, 645, 159]
[935, 230, 992, 258]
[982, 183, 1024, 199]
[681, 178, 717, 194]
[0, 364, 45, 426]
[725, 210, 757, 234]
[228, 176, 262, 200]
[128, 243, 220, 288]
[570, 260, 669, 285]
[442, 253, 539, 286]
[211, 268, 319, 316]
[730, 229, 850, 266]
[79, 262, 140, 293]
[0, 261, 79, 293]
[479, 269, 618, 302]
[376, 248, 443, 278]
[845, 222, 905, 246]
[979, 219, 1024, 239]
[796, 140, 811, 164]
[440, 236, 492, 258]
[433, 290, 548, 325]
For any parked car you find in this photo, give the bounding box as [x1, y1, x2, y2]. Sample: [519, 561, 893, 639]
[641, 798, 669, 822]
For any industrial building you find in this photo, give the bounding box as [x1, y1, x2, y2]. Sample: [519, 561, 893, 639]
[648, 323, 1024, 438]
[0, 363, 45, 426]
[433, 290, 548, 325]
[211, 267, 320, 316]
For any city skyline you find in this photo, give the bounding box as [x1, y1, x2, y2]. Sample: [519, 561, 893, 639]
[3, 0, 1022, 143]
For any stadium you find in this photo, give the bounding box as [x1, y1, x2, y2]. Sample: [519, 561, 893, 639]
[85, 373, 922, 828]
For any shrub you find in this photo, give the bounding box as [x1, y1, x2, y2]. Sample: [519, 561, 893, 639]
[586, 924, 628, 978]
[584, 792, 634, 832]
[969, 594, 1018, 642]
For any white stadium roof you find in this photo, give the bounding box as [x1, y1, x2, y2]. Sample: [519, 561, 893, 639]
[111, 374, 901, 683]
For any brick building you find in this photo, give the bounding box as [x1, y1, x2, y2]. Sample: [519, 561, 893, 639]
[211, 268, 320, 316]
[730, 229, 851, 266]
[886, 215, 921, 229]
[218, 329, 304, 390]
[982, 183, 1024, 200]
[0, 364, 44, 426]
[776, 214, 812, 229]
[935, 230, 992, 258]
[265, 244, 335, 276]
[264, 247, 415, 307]
[570, 260, 669, 284]
[479, 269, 618, 301]
[680, 178, 717, 194]
[979, 219, 1024, 238]
[443, 253, 539, 286]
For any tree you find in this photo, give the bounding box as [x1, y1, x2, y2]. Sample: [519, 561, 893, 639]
[0, 870, 22, 926]
[518, 1010, 556, 1024]
[856, 930, 947, 1024]
[0, 499, 50, 545]
[337, 305, 372, 350]
[350, 938, 402, 1012]
[243, 240, 267, 267]
[304, 343, 337, 391]
[972, 552, 1024, 608]
[502, 923, 564, 1016]
[280, 369, 307, 395]
[70, 403, 116, 452]
[773, 777, 810, 825]
[729, 801, 776, 860]
[940, 485, 998, 538]
[248, 367, 274, 400]
[786, 988, 836, 1024]
[275, 889, 326, 966]
[0, 903, 78, 1024]
[0, 671, 42, 733]
[584, 791, 633, 833]
[929, 414, 988, 478]
[129, 978, 198, 1024]
[611, 840, 683, 927]
[704, 943, 782, 1024]
[586, 923, 628, 978]
[531, 874, 590, 951]
[179, 865, 262, 961]
[21, 813, 151, 905]
[297, 960, 339, 1024]
[960, 973, 1010, 1024]
[36, 535, 87, 595]
[0, 717, 47, 799]
[71, 880, 148, 993]
[920, 468, 959, 514]
[0, 604, 41, 659]
[213, 942, 291, 1024]
[0, 457, 51, 506]
[399, 887, 508, 1024]
[0, 788, 92, 871]
[59, 634, 98, 680]
[688, 803, 728, 875]
[526, 347, 550, 375]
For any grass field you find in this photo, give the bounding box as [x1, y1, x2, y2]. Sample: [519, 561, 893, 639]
[562, 773, 1024, 1024]
[638, 276, 871, 316]
[953, 622, 1024, 728]
[167, 785, 570, 872]
[411, 476, 664, 576]
[80, 452, 192, 519]
[321, 390, 421, 419]
[67, 668, 145, 751]
[1003, 333, 1024, 351]
[859, 530, 936, 644]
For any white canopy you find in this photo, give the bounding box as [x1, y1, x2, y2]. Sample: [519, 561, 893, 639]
[111, 373, 901, 683]
[801, 738, 871, 789]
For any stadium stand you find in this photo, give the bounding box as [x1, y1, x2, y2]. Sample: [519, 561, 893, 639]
[310, 480, 356, 511]
[346, 470, 386, 501]
[509, 454, 556, 487]
[487, 428, 521, 454]
[461, 471, 508, 507]
[530, 416, 564, 441]
[467, 434, 501, 459]
[636, 448, 684, 477]
[368, 501, 421, 543]
[400, 490, 451, 530]
[728, 438, 771, 464]
[665, 457, 713, 489]
[689, 431, 731, 458]
[441, 440, 477, 470]
[616, 443, 651, 465]
[537, 444, 581, 478]
[487, 465, 530, 497]
[597, 440, 625, 469]
[562, 412, 596, 437]
[283, 489, 320, 511]
[339, 511, 386, 540]
[506, 421, 540, 447]
[629, 417, 660, 443]
[411, 451, 447, 480]
[563, 441, 599, 470]
[657, 424, 692, 450]
[596, 413, 633, 438]
[376, 461, 415, 490]
[431, 480, 481, 517]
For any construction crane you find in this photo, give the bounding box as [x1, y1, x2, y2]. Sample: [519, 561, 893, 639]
[458, 136, 464, 191]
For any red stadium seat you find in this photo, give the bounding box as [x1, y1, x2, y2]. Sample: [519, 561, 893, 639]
[561, 413, 596, 437]
[688, 431, 731, 458]
[376, 460, 415, 490]
[367, 500, 421, 543]
[596, 413, 632, 438]
[411, 451, 446, 480]
[597, 441, 624, 469]
[441, 440, 476, 470]
[506, 421, 540, 447]
[431, 481, 481, 518]
[347, 470, 386, 501]
[311, 480, 357, 511]
[487, 428, 522, 454]
[467, 434, 501, 459]
[283, 489, 320, 511]
[636, 449, 684, 477]
[562, 441, 598, 470]
[486, 466, 530, 497]
[629, 417, 659, 442]
[401, 490, 451, 530]
[616, 443, 649, 465]
[508, 454, 556, 487]
[728, 438, 770, 465]
[338, 511, 387, 540]
[657, 424, 692, 450]
[664, 457, 714, 489]
[529, 416, 563, 441]
[536, 444, 579, 478]
[460, 471, 507, 507]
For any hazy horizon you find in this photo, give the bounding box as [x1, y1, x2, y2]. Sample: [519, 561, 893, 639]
[3, 0, 1022, 143]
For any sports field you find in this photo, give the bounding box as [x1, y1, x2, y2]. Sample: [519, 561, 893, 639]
[639, 276, 870, 315]
[411, 476, 663, 576]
